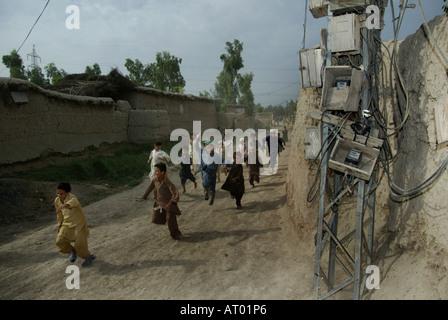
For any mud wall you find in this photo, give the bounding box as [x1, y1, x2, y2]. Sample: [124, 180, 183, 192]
[118, 87, 219, 133]
[0, 77, 266, 165]
[387, 15, 448, 259]
[217, 112, 247, 131]
[285, 88, 321, 242]
[0, 78, 129, 164]
[127, 109, 171, 144]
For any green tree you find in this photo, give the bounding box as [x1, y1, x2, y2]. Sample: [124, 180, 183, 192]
[85, 63, 101, 75]
[124, 58, 148, 86]
[264, 103, 294, 120]
[255, 103, 264, 113]
[124, 52, 186, 93]
[148, 51, 185, 93]
[237, 72, 255, 116]
[444, 0, 448, 13]
[214, 39, 243, 111]
[44, 62, 67, 84]
[286, 99, 297, 116]
[199, 90, 213, 98]
[2, 49, 27, 80]
[27, 66, 46, 86]
[214, 39, 255, 114]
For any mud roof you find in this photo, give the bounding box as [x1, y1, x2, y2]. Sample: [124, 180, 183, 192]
[47, 68, 218, 102]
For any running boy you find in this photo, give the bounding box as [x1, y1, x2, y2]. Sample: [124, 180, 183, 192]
[179, 147, 197, 193]
[221, 152, 245, 209]
[148, 141, 171, 180]
[140, 163, 183, 240]
[54, 182, 96, 266]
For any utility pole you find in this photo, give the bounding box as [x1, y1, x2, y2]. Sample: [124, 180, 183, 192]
[27, 45, 41, 69]
[304, 0, 387, 300]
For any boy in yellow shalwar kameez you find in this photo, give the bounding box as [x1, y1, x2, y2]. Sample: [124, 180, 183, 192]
[54, 182, 96, 266]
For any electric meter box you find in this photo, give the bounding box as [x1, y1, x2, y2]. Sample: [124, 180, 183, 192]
[309, 0, 329, 19]
[329, 138, 380, 181]
[299, 47, 325, 88]
[329, 0, 373, 14]
[310, 0, 384, 18]
[320, 66, 363, 112]
[330, 13, 361, 54]
[305, 127, 322, 160]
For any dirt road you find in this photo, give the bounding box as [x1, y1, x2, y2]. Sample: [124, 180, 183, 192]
[0, 145, 317, 300]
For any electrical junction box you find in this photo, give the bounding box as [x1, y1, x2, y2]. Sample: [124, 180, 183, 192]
[330, 0, 374, 14]
[329, 138, 380, 181]
[309, 0, 330, 19]
[305, 127, 322, 160]
[10, 92, 29, 104]
[320, 66, 364, 112]
[329, 13, 361, 54]
[310, 1, 387, 19]
[299, 47, 325, 88]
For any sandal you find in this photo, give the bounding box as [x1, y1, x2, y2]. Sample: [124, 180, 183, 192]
[82, 254, 96, 267]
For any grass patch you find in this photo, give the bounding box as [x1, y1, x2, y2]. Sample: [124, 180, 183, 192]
[7, 141, 177, 188]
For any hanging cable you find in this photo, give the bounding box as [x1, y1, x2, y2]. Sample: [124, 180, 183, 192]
[302, 0, 308, 50]
[380, 155, 448, 202]
[17, 0, 51, 53]
[306, 112, 351, 203]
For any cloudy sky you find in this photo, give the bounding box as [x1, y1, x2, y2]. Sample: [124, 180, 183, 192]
[0, 0, 444, 106]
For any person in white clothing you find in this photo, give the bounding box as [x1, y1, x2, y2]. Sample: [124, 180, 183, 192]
[148, 141, 171, 179]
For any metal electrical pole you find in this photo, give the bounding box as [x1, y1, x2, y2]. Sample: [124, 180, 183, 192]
[311, 0, 386, 300]
[27, 45, 41, 69]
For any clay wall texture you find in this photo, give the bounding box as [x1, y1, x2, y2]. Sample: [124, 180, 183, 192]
[0, 79, 129, 164]
[1, 78, 270, 165]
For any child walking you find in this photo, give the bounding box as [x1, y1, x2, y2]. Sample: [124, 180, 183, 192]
[221, 152, 245, 209]
[54, 182, 96, 266]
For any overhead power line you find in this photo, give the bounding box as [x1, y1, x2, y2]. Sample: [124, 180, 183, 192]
[17, 0, 51, 53]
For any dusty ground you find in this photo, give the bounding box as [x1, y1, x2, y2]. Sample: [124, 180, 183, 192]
[0, 144, 318, 300]
[3, 137, 446, 302]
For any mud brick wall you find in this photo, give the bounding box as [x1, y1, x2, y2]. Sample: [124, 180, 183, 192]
[0, 78, 129, 164]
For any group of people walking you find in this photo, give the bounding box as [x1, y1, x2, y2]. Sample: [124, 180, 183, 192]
[53, 129, 287, 265]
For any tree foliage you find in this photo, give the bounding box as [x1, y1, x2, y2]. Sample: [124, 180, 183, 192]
[214, 39, 255, 116]
[44, 62, 67, 84]
[237, 72, 255, 114]
[27, 66, 46, 86]
[124, 51, 185, 93]
[124, 58, 147, 86]
[2, 50, 69, 86]
[2, 49, 27, 80]
[85, 63, 101, 75]
[259, 99, 297, 120]
[149, 51, 185, 93]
